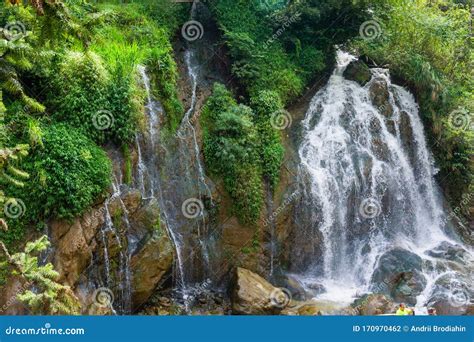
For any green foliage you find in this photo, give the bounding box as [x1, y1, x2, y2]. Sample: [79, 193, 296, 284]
[212, 0, 304, 103]
[0, 141, 29, 232]
[210, 0, 364, 103]
[202, 84, 263, 224]
[4, 124, 111, 237]
[1, 0, 184, 246]
[90, 1, 183, 132]
[250, 90, 284, 188]
[8, 235, 81, 315]
[45, 51, 138, 144]
[353, 0, 473, 208]
[0, 12, 45, 114]
[27, 124, 111, 219]
[209, 0, 365, 192]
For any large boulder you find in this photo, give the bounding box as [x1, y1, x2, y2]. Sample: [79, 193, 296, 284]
[126, 196, 174, 309]
[131, 229, 174, 309]
[232, 267, 288, 315]
[371, 248, 427, 305]
[51, 206, 105, 286]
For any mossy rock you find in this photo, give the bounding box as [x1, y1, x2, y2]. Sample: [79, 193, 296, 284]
[343, 60, 371, 86]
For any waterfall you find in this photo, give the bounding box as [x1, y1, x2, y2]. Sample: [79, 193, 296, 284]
[135, 65, 188, 296]
[293, 50, 473, 308]
[98, 174, 133, 314]
[136, 49, 214, 311]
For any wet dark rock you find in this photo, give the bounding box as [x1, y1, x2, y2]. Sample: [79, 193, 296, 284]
[343, 60, 371, 86]
[426, 241, 469, 264]
[371, 248, 427, 305]
[426, 273, 473, 315]
[272, 273, 311, 301]
[131, 229, 174, 309]
[369, 79, 393, 118]
[398, 111, 415, 165]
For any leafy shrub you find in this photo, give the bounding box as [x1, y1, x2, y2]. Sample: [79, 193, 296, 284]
[8, 123, 111, 223]
[250, 90, 284, 188]
[202, 84, 263, 224]
[91, 2, 184, 133]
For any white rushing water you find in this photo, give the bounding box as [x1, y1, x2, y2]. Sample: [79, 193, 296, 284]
[296, 50, 473, 308]
[135, 65, 188, 294]
[99, 173, 132, 314]
[136, 53, 214, 311]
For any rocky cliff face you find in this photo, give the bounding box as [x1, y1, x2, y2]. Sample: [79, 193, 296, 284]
[2, 45, 472, 316]
[47, 184, 174, 313]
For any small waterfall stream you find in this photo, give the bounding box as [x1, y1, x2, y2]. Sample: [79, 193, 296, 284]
[98, 172, 133, 314]
[293, 50, 473, 308]
[135, 39, 214, 309]
[135, 65, 188, 301]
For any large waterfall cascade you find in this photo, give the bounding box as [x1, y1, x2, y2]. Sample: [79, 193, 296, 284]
[295, 50, 473, 309]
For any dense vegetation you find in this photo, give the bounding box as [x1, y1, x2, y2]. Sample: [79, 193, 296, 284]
[352, 0, 473, 216]
[0, 0, 472, 313]
[201, 83, 263, 223]
[0, 0, 185, 247]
